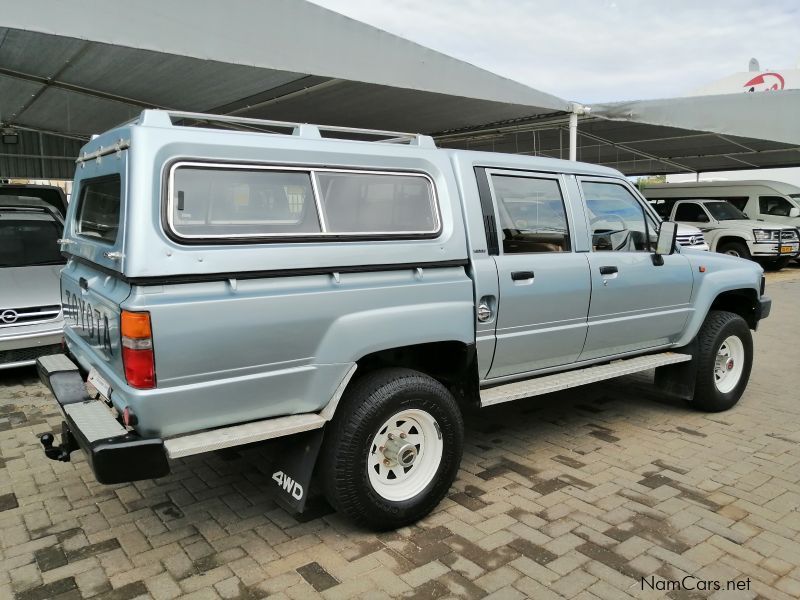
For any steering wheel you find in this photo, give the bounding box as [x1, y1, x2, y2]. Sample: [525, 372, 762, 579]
[590, 213, 627, 229]
[590, 214, 631, 251]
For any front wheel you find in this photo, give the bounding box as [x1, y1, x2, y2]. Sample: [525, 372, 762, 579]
[691, 310, 753, 412]
[320, 368, 464, 530]
[717, 241, 751, 260]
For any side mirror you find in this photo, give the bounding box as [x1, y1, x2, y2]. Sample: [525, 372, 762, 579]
[790, 207, 800, 218]
[653, 221, 678, 265]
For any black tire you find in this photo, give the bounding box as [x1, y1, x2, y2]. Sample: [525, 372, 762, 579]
[691, 310, 753, 412]
[320, 368, 463, 530]
[762, 257, 792, 271]
[717, 240, 751, 260]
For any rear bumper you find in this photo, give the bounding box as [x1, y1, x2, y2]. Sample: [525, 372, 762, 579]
[36, 354, 169, 484]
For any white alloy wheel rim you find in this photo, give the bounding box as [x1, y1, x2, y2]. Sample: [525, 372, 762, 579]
[724, 248, 741, 257]
[367, 408, 443, 502]
[714, 335, 745, 393]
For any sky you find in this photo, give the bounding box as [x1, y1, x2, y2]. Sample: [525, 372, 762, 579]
[311, 0, 800, 104]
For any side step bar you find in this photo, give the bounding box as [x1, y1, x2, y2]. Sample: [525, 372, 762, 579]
[480, 352, 692, 407]
[164, 413, 326, 459]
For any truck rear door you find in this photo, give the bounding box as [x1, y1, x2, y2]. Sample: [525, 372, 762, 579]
[482, 169, 592, 378]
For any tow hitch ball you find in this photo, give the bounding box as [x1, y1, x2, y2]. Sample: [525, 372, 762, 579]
[40, 432, 72, 462]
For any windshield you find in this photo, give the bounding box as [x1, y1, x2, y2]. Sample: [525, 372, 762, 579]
[704, 201, 748, 221]
[0, 213, 65, 268]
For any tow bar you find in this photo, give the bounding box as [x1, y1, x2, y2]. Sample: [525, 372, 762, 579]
[40, 423, 78, 462]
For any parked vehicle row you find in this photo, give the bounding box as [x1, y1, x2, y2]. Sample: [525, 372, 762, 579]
[643, 180, 800, 269]
[35, 110, 769, 530]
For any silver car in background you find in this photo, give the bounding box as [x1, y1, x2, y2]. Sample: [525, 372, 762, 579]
[0, 195, 66, 369]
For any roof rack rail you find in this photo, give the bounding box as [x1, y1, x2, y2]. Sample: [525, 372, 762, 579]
[137, 110, 436, 148]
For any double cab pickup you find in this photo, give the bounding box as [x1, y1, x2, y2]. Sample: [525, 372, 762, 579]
[38, 111, 770, 529]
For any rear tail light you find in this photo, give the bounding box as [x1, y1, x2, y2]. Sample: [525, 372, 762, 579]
[121, 310, 155, 389]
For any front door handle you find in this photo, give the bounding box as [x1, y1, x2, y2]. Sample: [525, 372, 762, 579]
[599, 266, 618, 275]
[511, 270, 534, 281]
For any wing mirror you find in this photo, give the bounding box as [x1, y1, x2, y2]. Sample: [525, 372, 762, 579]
[789, 207, 800, 218]
[652, 221, 678, 266]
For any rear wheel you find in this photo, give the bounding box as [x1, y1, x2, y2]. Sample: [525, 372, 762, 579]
[691, 310, 753, 412]
[717, 241, 751, 260]
[320, 368, 463, 530]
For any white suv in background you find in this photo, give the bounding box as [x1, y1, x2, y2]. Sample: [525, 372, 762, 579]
[649, 198, 799, 269]
[643, 180, 800, 232]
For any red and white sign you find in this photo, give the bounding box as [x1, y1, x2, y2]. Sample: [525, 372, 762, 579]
[690, 69, 799, 96]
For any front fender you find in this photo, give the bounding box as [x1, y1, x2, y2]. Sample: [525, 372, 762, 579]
[705, 227, 752, 251]
[674, 252, 763, 346]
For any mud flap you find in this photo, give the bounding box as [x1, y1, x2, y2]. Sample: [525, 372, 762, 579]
[267, 427, 325, 514]
[654, 338, 698, 401]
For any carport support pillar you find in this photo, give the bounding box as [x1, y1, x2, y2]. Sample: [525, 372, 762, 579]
[568, 103, 590, 161]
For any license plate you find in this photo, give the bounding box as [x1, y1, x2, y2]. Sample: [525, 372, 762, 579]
[87, 368, 111, 400]
[780, 245, 796, 254]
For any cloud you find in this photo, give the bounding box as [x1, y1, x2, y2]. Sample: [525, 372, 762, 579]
[310, 0, 800, 103]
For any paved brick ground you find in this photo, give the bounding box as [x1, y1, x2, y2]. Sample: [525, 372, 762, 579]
[2, 267, 799, 600]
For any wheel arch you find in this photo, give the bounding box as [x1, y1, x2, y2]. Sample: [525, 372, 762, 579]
[709, 288, 760, 329]
[714, 234, 749, 253]
[352, 341, 479, 410]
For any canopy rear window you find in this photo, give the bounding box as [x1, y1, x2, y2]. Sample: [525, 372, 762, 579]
[167, 163, 440, 241]
[76, 176, 121, 245]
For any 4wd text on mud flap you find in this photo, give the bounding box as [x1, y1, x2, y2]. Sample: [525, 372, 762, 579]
[272, 471, 304, 500]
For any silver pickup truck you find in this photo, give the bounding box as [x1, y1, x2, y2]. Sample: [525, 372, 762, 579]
[38, 111, 770, 530]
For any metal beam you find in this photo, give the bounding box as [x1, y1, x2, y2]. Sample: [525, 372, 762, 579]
[0, 64, 167, 125]
[563, 127, 696, 173]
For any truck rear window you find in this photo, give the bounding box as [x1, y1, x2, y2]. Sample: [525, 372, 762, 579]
[167, 163, 439, 240]
[76, 176, 121, 244]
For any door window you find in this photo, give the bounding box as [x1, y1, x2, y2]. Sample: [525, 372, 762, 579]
[490, 175, 570, 254]
[759, 196, 794, 217]
[674, 202, 710, 222]
[582, 181, 656, 252]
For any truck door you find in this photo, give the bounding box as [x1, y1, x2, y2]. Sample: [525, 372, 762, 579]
[578, 178, 694, 360]
[483, 170, 591, 378]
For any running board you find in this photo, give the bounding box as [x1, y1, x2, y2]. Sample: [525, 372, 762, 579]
[164, 413, 326, 459]
[480, 352, 692, 407]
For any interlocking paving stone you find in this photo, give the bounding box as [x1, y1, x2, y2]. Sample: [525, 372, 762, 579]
[33, 545, 68, 572]
[2, 268, 800, 599]
[295, 561, 339, 591]
[15, 577, 78, 600]
[0, 492, 19, 512]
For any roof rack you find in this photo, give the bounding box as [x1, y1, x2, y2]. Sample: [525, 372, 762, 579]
[137, 110, 436, 149]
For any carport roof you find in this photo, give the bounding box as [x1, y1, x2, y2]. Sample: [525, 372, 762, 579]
[437, 91, 800, 176]
[0, 0, 568, 138]
[1, 0, 799, 178]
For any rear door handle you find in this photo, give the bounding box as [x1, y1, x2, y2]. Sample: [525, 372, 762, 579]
[599, 266, 618, 275]
[511, 270, 534, 281]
